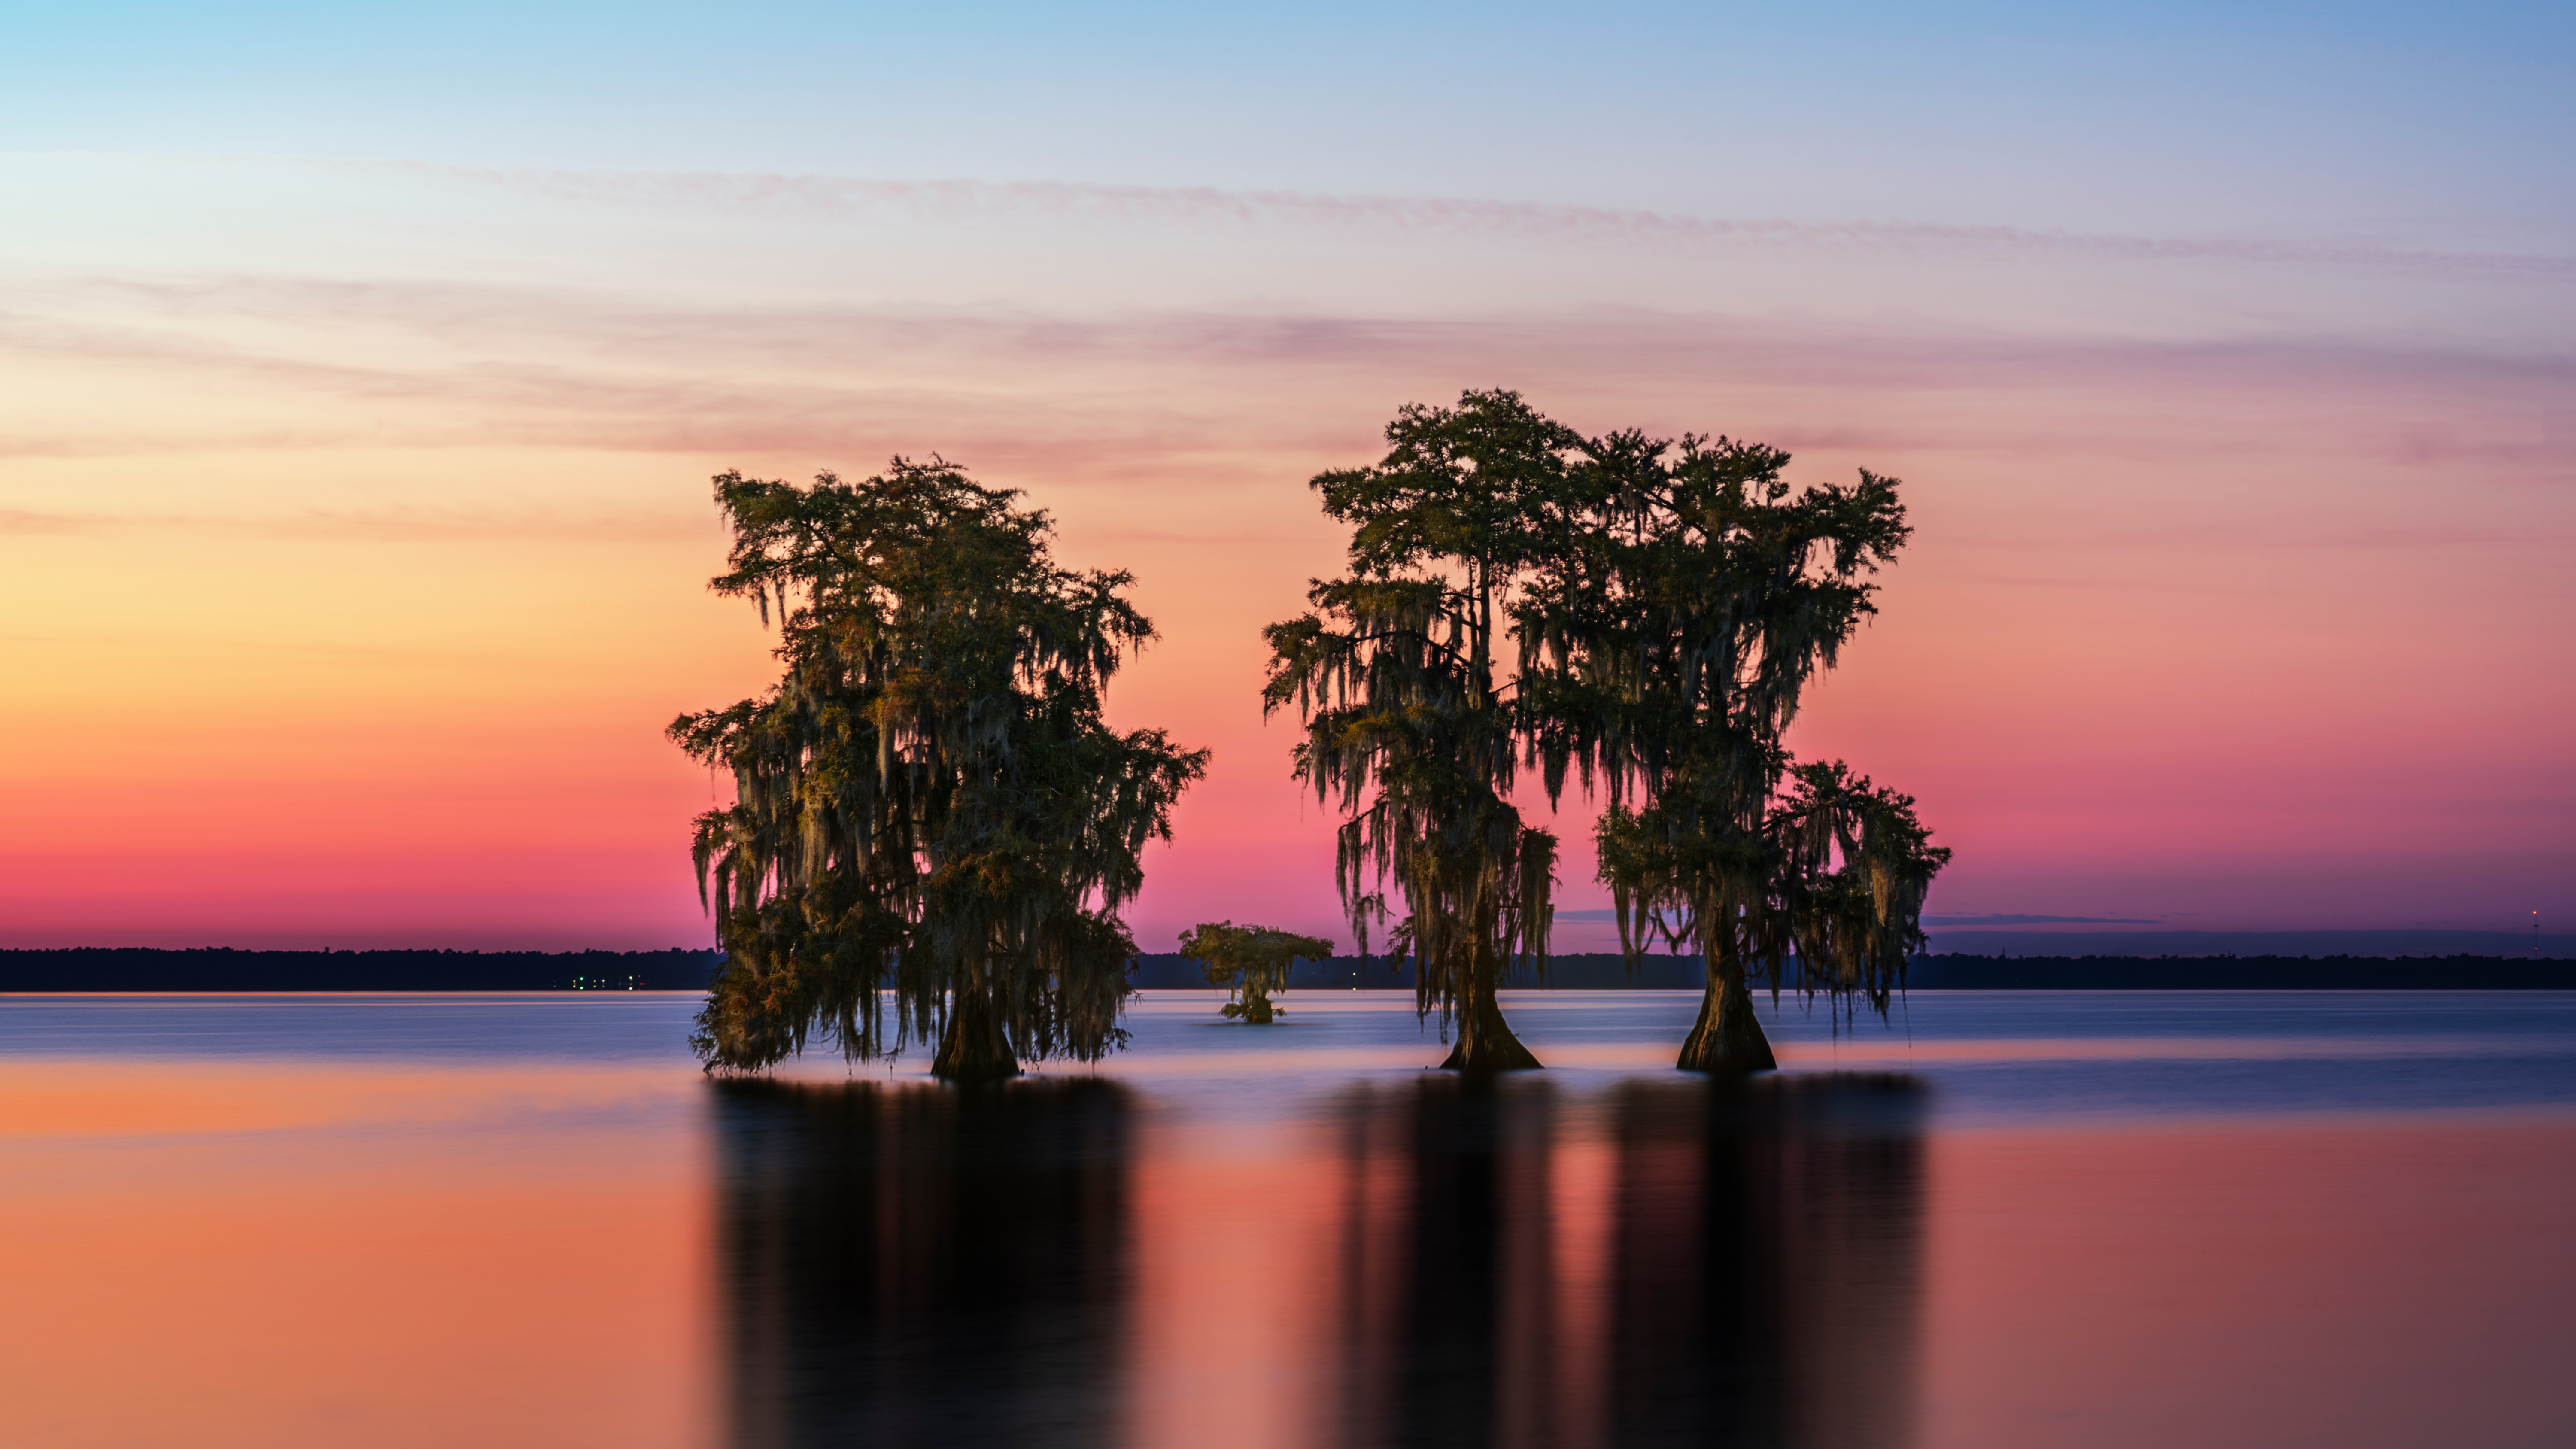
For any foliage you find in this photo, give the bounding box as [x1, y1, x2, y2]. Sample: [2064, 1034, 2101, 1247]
[1518, 428, 1951, 1066]
[1770, 762, 1950, 1012]
[1176, 921, 1336, 1024]
[1262, 391, 1578, 1069]
[669, 461, 1208, 1078]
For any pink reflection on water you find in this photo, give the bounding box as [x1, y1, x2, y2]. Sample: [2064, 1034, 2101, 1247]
[1545, 1130, 1614, 1447]
[1105, 1090, 2576, 1449]
[1918, 1116, 2576, 1449]
[4, 1050, 2571, 1449]
[0, 1063, 714, 1449]
[1776, 1036, 2542, 1065]
[1127, 1122, 1342, 1449]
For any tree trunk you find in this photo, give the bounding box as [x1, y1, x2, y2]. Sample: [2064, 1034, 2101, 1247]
[1438, 954, 1542, 1072]
[1676, 940, 1775, 1075]
[931, 985, 1020, 1083]
[1239, 992, 1277, 1024]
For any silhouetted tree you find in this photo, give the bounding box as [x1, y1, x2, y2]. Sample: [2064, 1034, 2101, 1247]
[1523, 432, 1950, 1071]
[1264, 391, 1576, 1071]
[1177, 921, 1336, 1023]
[671, 462, 1207, 1081]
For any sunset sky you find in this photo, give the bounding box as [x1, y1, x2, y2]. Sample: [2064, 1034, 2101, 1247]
[2, 2, 2569, 950]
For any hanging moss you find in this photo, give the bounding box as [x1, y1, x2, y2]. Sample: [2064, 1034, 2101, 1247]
[670, 462, 1207, 1080]
[1522, 432, 1951, 1072]
[1264, 392, 1577, 1071]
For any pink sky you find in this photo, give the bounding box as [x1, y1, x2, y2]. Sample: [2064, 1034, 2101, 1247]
[0, 158, 2568, 949]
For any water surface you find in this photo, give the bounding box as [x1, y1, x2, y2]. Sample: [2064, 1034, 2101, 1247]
[2, 990, 2570, 1447]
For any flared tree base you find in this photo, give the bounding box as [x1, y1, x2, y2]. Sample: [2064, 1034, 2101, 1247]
[1437, 997, 1544, 1072]
[931, 990, 1022, 1084]
[1676, 977, 1777, 1075]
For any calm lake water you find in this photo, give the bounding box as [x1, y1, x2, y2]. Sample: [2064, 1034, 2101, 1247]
[2, 990, 2571, 1449]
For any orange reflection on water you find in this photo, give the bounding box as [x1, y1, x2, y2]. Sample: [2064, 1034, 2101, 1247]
[15, 1054, 2572, 1449]
[0, 1059, 681, 1138]
[0, 1064, 711, 1449]
[1127, 1124, 1343, 1449]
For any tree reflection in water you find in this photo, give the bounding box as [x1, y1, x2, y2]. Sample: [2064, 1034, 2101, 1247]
[713, 1073, 1920, 1449]
[712, 1078, 1134, 1449]
[1329, 1075, 1925, 1449]
[1610, 1077, 1923, 1449]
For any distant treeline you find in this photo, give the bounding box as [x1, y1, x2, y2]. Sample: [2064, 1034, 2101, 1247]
[1127, 953, 1707, 990]
[0, 948, 723, 993]
[1133, 952, 2576, 991]
[4, 947, 2568, 993]
[1904, 953, 2576, 990]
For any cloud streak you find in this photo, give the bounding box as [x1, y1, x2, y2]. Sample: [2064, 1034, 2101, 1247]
[292, 157, 2576, 283]
[0, 501, 708, 544]
[0, 508, 86, 535]
[22, 152, 2570, 282]
[6, 276, 2569, 468]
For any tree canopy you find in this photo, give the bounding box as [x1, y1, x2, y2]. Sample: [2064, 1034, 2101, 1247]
[1520, 429, 1951, 1069]
[670, 461, 1207, 1081]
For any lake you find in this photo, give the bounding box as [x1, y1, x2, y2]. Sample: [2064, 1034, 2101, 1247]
[1, 990, 2570, 1448]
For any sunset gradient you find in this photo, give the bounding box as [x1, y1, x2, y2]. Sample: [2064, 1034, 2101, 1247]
[2, 2, 2569, 950]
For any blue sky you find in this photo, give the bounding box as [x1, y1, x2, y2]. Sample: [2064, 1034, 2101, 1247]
[8, 1, 2570, 245]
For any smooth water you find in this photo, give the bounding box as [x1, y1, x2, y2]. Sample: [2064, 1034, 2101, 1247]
[2, 990, 2571, 1448]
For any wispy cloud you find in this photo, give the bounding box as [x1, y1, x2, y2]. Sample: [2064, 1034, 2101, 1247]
[7, 275, 2568, 468]
[0, 501, 708, 544]
[0, 507, 88, 534]
[263, 156, 2576, 283]
[21, 151, 2570, 281]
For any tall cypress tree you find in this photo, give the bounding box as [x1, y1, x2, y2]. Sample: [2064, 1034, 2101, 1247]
[1524, 432, 1949, 1072]
[1264, 392, 1578, 1071]
[671, 462, 1207, 1081]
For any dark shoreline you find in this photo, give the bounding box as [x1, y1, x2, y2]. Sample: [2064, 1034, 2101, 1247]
[1900, 953, 2576, 990]
[0, 947, 723, 993]
[3, 947, 2569, 993]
